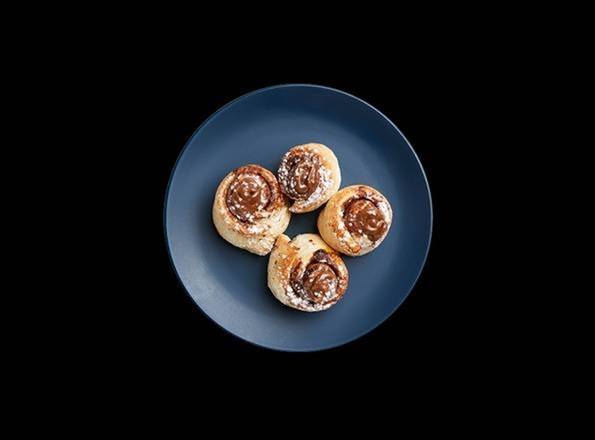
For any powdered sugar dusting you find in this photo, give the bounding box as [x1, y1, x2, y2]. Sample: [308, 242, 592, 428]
[335, 206, 351, 245]
[376, 200, 391, 221]
[283, 280, 337, 312]
[245, 224, 265, 234]
[353, 233, 373, 250]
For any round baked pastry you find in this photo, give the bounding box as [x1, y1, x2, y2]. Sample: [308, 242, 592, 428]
[317, 185, 392, 256]
[268, 233, 349, 312]
[277, 143, 341, 213]
[212, 164, 291, 256]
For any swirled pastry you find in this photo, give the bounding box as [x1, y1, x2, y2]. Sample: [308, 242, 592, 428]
[212, 164, 291, 256]
[317, 185, 392, 256]
[277, 143, 341, 213]
[268, 234, 349, 312]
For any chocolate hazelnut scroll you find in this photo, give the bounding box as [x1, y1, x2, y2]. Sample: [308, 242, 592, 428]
[268, 234, 349, 312]
[213, 164, 291, 256]
[317, 185, 392, 256]
[277, 143, 341, 213]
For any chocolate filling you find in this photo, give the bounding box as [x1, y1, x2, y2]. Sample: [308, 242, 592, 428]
[290, 250, 343, 305]
[278, 150, 321, 201]
[225, 165, 279, 222]
[343, 196, 387, 242]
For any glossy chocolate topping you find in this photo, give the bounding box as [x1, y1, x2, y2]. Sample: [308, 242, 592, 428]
[290, 250, 345, 305]
[344, 197, 388, 242]
[226, 165, 279, 222]
[278, 149, 321, 201]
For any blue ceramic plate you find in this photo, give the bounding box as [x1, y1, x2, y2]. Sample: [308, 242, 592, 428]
[164, 84, 432, 351]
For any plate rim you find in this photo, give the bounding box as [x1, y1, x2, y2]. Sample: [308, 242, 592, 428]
[163, 83, 434, 352]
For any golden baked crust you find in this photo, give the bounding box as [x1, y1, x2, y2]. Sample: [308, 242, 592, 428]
[267, 234, 349, 312]
[277, 143, 341, 213]
[212, 164, 291, 256]
[317, 185, 392, 256]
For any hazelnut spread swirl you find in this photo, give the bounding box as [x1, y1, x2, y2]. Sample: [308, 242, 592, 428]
[278, 148, 324, 201]
[343, 193, 388, 242]
[290, 250, 347, 306]
[225, 165, 282, 222]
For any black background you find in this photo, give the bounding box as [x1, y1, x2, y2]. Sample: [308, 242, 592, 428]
[9, 12, 551, 415]
[9, 11, 563, 418]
